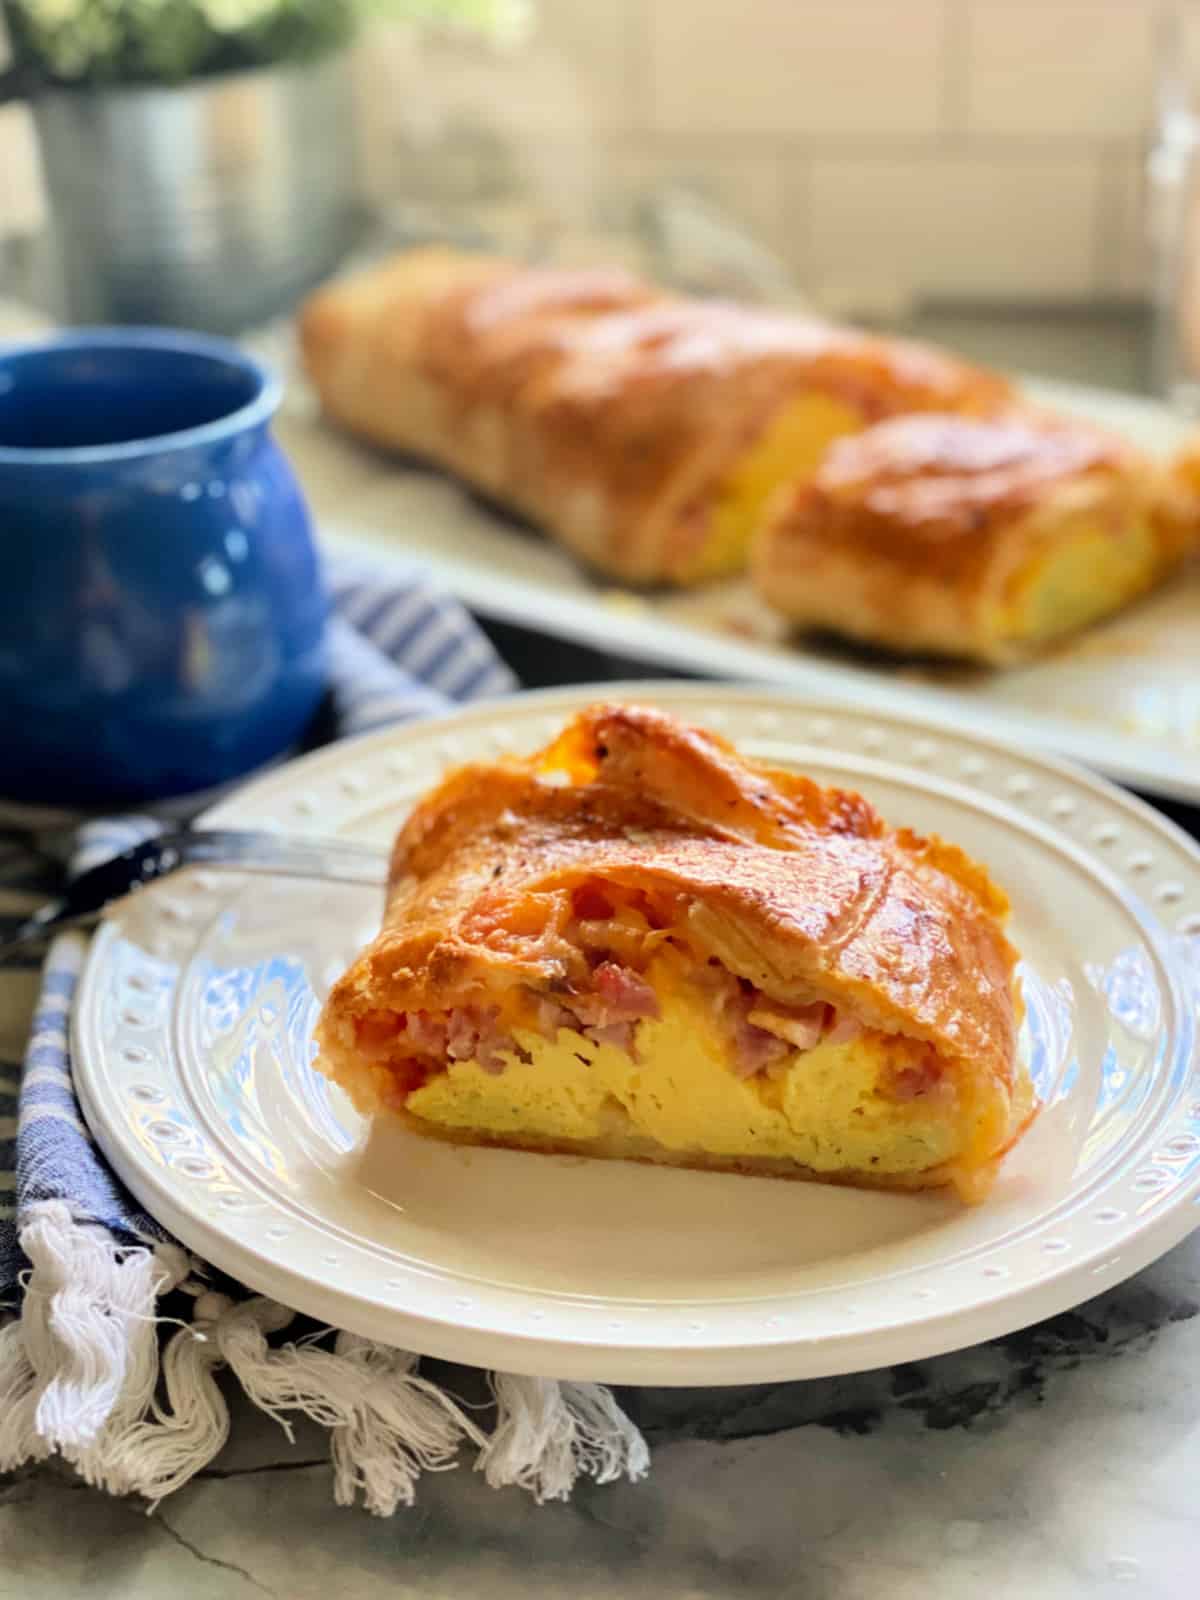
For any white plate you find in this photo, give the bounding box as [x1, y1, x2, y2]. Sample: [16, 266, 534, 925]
[72, 686, 1200, 1385]
[275, 374, 1200, 804]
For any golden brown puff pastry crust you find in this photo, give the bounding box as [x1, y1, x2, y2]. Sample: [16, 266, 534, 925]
[321, 703, 1019, 1096]
[501, 301, 1014, 581]
[297, 249, 656, 475]
[297, 249, 1012, 583]
[297, 247, 513, 458]
[1151, 428, 1200, 558]
[753, 412, 1184, 663]
[412, 264, 662, 494]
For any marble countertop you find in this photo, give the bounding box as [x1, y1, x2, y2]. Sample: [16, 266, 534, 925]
[4, 1233, 1197, 1599]
[3, 302, 1198, 1600]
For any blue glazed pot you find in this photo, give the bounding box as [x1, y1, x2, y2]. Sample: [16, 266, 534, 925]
[0, 329, 327, 806]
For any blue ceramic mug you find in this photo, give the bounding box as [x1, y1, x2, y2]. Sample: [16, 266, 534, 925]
[0, 329, 327, 806]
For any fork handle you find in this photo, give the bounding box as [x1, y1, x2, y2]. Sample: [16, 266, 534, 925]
[157, 829, 389, 885]
[0, 826, 389, 962]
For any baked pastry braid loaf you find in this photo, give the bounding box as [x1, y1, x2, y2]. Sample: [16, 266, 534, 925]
[299, 248, 1013, 584]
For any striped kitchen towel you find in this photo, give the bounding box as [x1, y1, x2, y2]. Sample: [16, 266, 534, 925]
[0, 553, 648, 1513]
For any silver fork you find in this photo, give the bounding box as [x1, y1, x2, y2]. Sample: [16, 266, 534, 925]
[0, 828, 389, 961]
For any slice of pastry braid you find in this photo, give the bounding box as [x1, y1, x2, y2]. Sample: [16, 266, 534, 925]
[752, 411, 1196, 664]
[314, 703, 1036, 1204]
[298, 248, 1013, 585]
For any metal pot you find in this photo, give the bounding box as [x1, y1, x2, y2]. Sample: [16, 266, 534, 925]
[26, 52, 361, 334]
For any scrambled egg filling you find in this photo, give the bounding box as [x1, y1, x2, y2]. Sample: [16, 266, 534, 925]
[677, 393, 863, 582]
[405, 969, 1006, 1180]
[997, 514, 1158, 646]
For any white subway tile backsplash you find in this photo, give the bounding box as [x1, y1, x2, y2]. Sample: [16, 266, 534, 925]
[964, 2, 1155, 138]
[528, 0, 643, 133]
[647, 0, 947, 137]
[804, 153, 1104, 305]
[1103, 149, 1151, 299]
[2, 0, 1172, 310]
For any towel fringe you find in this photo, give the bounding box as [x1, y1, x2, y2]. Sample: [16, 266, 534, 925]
[0, 1205, 650, 1510]
[329, 1331, 488, 1516]
[0, 1315, 48, 1471]
[558, 1378, 651, 1487]
[106, 1293, 232, 1506]
[477, 1373, 650, 1503]
[13, 1200, 187, 1456]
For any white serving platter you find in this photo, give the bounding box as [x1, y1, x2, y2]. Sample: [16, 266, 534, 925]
[272, 375, 1200, 804]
